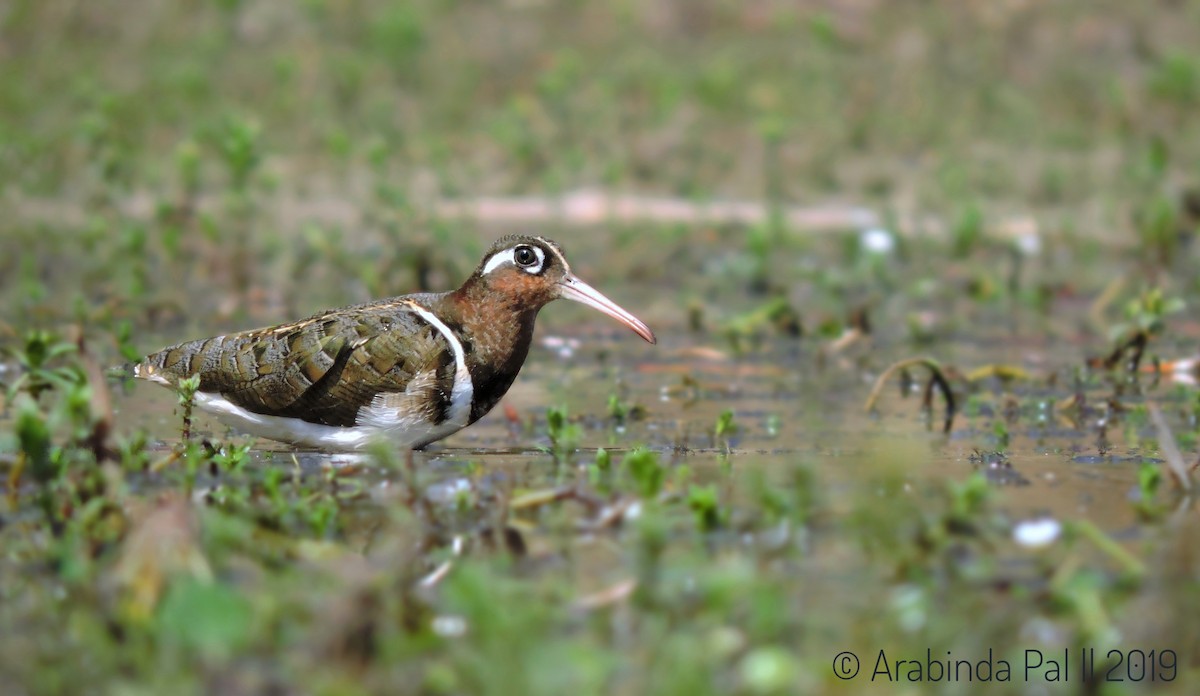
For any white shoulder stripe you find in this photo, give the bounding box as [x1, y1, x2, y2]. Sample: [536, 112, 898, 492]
[401, 301, 473, 427]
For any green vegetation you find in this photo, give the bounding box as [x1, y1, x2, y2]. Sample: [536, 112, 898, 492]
[4, 1, 1200, 693]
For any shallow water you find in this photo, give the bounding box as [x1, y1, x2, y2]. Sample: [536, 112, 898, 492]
[4, 235, 1198, 693]
[103, 314, 1176, 542]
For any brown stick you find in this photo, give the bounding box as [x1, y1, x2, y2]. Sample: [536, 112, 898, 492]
[864, 357, 957, 434]
[1147, 403, 1193, 493]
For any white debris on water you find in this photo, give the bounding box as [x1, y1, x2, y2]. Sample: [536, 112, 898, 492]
[541, 335, 581, 359]
[1012, 517, 1062, 548]
[860, 227, 896, 255]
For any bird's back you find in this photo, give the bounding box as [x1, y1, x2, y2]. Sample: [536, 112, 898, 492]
[136, 297, 456, 429]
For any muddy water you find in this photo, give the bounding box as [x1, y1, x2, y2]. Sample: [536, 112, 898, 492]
[109, 319, 1161, 544]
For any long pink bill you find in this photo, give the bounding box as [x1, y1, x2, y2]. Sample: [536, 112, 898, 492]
[556, 274, 657, 344]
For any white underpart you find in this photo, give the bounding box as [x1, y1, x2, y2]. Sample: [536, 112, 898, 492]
[154, 301, 475, 452]
[195, 391, 378, 450]
[481, 245, 545, 275]
[353, 302, 474, 448]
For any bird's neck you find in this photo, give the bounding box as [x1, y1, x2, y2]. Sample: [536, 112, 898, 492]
[436, 283, 543, 422]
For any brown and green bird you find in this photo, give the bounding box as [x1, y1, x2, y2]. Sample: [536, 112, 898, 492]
[135, 235, 656, 450]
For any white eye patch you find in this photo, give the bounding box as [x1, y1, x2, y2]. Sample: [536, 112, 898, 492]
[481, 245, 546, 275]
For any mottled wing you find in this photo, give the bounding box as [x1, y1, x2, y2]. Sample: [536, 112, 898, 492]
[137, 300, 455, 427]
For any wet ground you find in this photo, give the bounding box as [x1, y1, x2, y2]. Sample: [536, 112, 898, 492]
[9, 223, 1200, 696]
[113, 293, 1179, 535]
[115, 320, 1155, 530]
[5, 217, 1200, 694]
[5, 1, 1200, 692]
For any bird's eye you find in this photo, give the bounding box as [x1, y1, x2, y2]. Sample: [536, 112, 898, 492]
[514, 245, 538, 267]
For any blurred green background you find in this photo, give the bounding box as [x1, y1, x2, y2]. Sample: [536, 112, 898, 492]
[3, 2, 1200, 694]
[4, 0, 1199, 336]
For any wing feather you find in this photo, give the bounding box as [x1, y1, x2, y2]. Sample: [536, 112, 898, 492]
[138, 300, 455, 428]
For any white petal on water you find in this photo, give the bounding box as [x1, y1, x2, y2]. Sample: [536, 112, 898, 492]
[1013, 518, 1061, 547]
[860, 227, 896, 255]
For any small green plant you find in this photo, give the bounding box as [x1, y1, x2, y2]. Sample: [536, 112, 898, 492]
[175, 375, 201, 442]
[211, 442, 251, 474]
[16, 395, 58, 527]
[722, 297, 801, 354]
[991, 419, 1010, 451]
[632, 503, 668, 609]
[950, 203, 984, 258]
[594, 447, 611, 472]
[746, 468, 790, 524]
[687, 484, 722, 532]
[115, 430, 152, 473]
[1134, 193, 1179, 265]
[946, 473, 991, 525]
[588, 447, 613, 492]
[1132, 461, 1165, 521]
[623, 448, 664, 499]
[606, 393, 646, 426]
[1148, 52, 1199, 106]
[714, 409, 738, 450]
[545, 405, 581, 462]
[3, 331, 82, 399]
[215, 115, 262, 193]
[1119, 287, 1184, 339]
[607, 393, 628, 423]
[307, 496, 341, 538]
[262, 465, 287, 510]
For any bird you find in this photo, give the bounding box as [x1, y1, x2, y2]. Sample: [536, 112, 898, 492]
[134, 235, 656, 451]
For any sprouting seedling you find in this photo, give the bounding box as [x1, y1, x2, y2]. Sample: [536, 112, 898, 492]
[606, 393, 646, 427]
[991, 419, 1010, 451]
[713, 409, 738, 450]
[308, 497, 340, 538]
[216, 115, 262, 193]
[607, 394, 628, 423]
[946, 473, 991, 526]
[16, 395, 58, 530]
[211, 442, 251, 475]
[687, 484, 722, 532]
[950, 203, 984, 259]
[1122, 287, 1184, 338]
[622, 448, 664, 499]
[721, 297, 801, 355]
[546, 404, 566, 439]
[588, 447, 613, 492]
[1135, 193, 1178, 266]
[175, 375, 201, 442]
[1132, 461, 1165, 521]
[263, 466, 287, 509]
[594, 448, 611, 472]
[545, 404, 581, 463]
[1098, 288, 1185, 372]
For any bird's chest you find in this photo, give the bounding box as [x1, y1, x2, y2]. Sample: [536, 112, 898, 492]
[458, 320, 535, 424]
